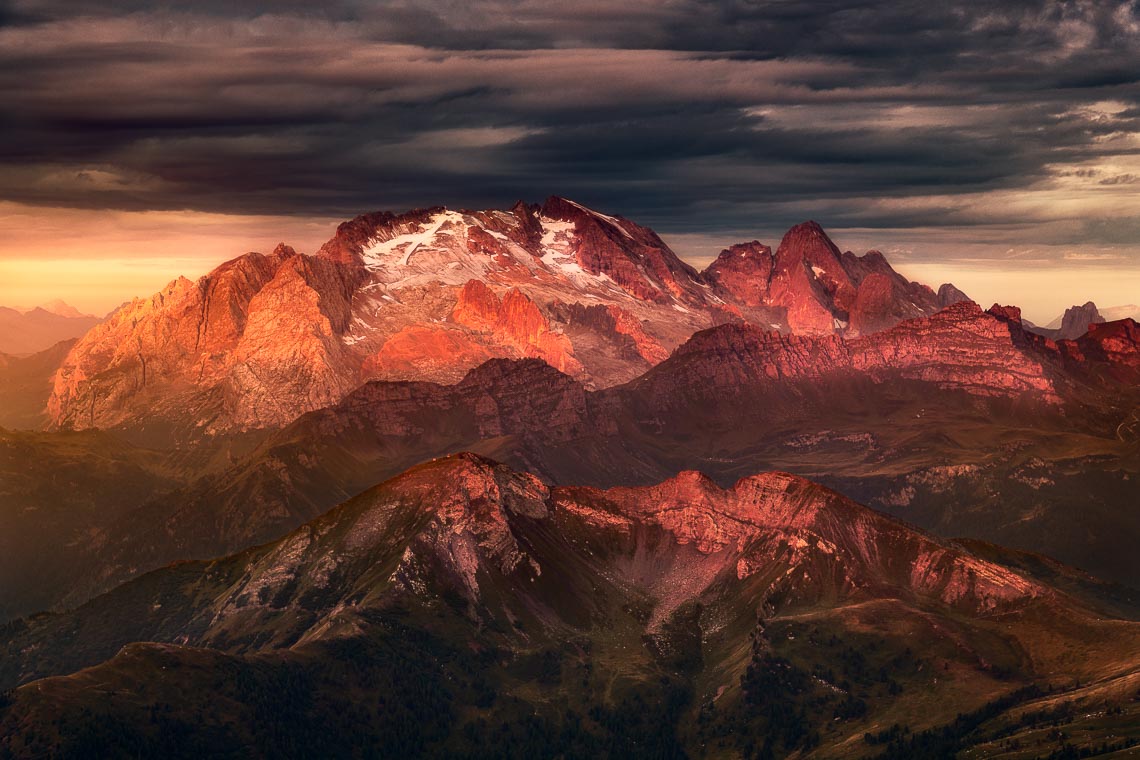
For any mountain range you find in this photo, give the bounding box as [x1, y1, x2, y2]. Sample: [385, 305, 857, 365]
[1, 199, 1138, 758]
[12, 297, 1140, 619]
[46, 198, 964, 437]
[0, 301, 99, 356]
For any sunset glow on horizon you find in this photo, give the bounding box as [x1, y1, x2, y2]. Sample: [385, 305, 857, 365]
[2, 200, 1136, 324]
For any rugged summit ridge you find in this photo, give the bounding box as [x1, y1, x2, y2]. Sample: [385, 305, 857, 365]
[651, 301, 1060, 402]
[48, 247, 365, 434]
[8, 453, 1137, 757]
[47, 200, 963, 434]
[704, 221, 964, 336]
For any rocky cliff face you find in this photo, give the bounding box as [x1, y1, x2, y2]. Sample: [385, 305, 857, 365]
[48, 200, 958, 435]
[645, 301, 1061, 402]
[48, 246, 364, 435]
[851, 302, 1059, 399]
[702, 241, 775, 308]
[1068, 318, 1140, 383]
[937, 282, 972, 307]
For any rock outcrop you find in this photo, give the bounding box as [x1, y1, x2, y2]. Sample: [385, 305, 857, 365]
[48, 247, 364, 434]
[1030, 301, 1105, 341]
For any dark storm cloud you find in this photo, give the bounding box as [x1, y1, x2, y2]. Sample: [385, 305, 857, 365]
[0, 0, 1138, 248]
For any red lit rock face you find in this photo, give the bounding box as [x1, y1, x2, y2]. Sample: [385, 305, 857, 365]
[450, 279, 501, 332]
[1072, 318, 1140, 382]
[539, 196, 708, 306]
[200, 454, 1051, 622]
[642, 301, 1062, 402]
[852, 303, 1058, 398]
[447, 281, 583, 377]
[362, 326, 498, 381]
[585, 463, 1041, 611]
[767, 221, 852, 334]
[703, 241, 774, 307]
[705, 224, 948, 337]
[849, 272, 928, 335]
[48, 201, 953, 435]
[48, 247, 365, 434]
[604, 304, 671, 364]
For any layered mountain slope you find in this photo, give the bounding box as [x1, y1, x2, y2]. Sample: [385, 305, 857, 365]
[3, 455, 1137, 757]
[47, 200, 959, 436]
[47, 246, 366, 439]
[23, 302, 1139, 619]
[0, 339, 74, 429]
[0, 304, 99, 355]
[638, 301, 1061, 404]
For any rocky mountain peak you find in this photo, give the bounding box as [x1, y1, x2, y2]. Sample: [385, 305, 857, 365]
[0, 301, 102, 355]
[702, 242, 775, 307]
[38, 300, 95, 320]
[1059, 301, 1104, 339]
[540, 196, 706, 306]
[937, 282, 972, 307]
[774, 220, 844, 271]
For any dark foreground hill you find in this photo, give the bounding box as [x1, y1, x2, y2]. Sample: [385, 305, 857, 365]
[2, 455, 1139, 758]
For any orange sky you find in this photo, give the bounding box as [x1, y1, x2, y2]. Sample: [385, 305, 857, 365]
[0, 203, 336, 317]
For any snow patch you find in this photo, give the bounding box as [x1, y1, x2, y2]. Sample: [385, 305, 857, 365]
[537, 216, 623, 294]
[362, 210, 465, 267]
[539, 218, 576, 251]
[811, 265, 826, 278]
